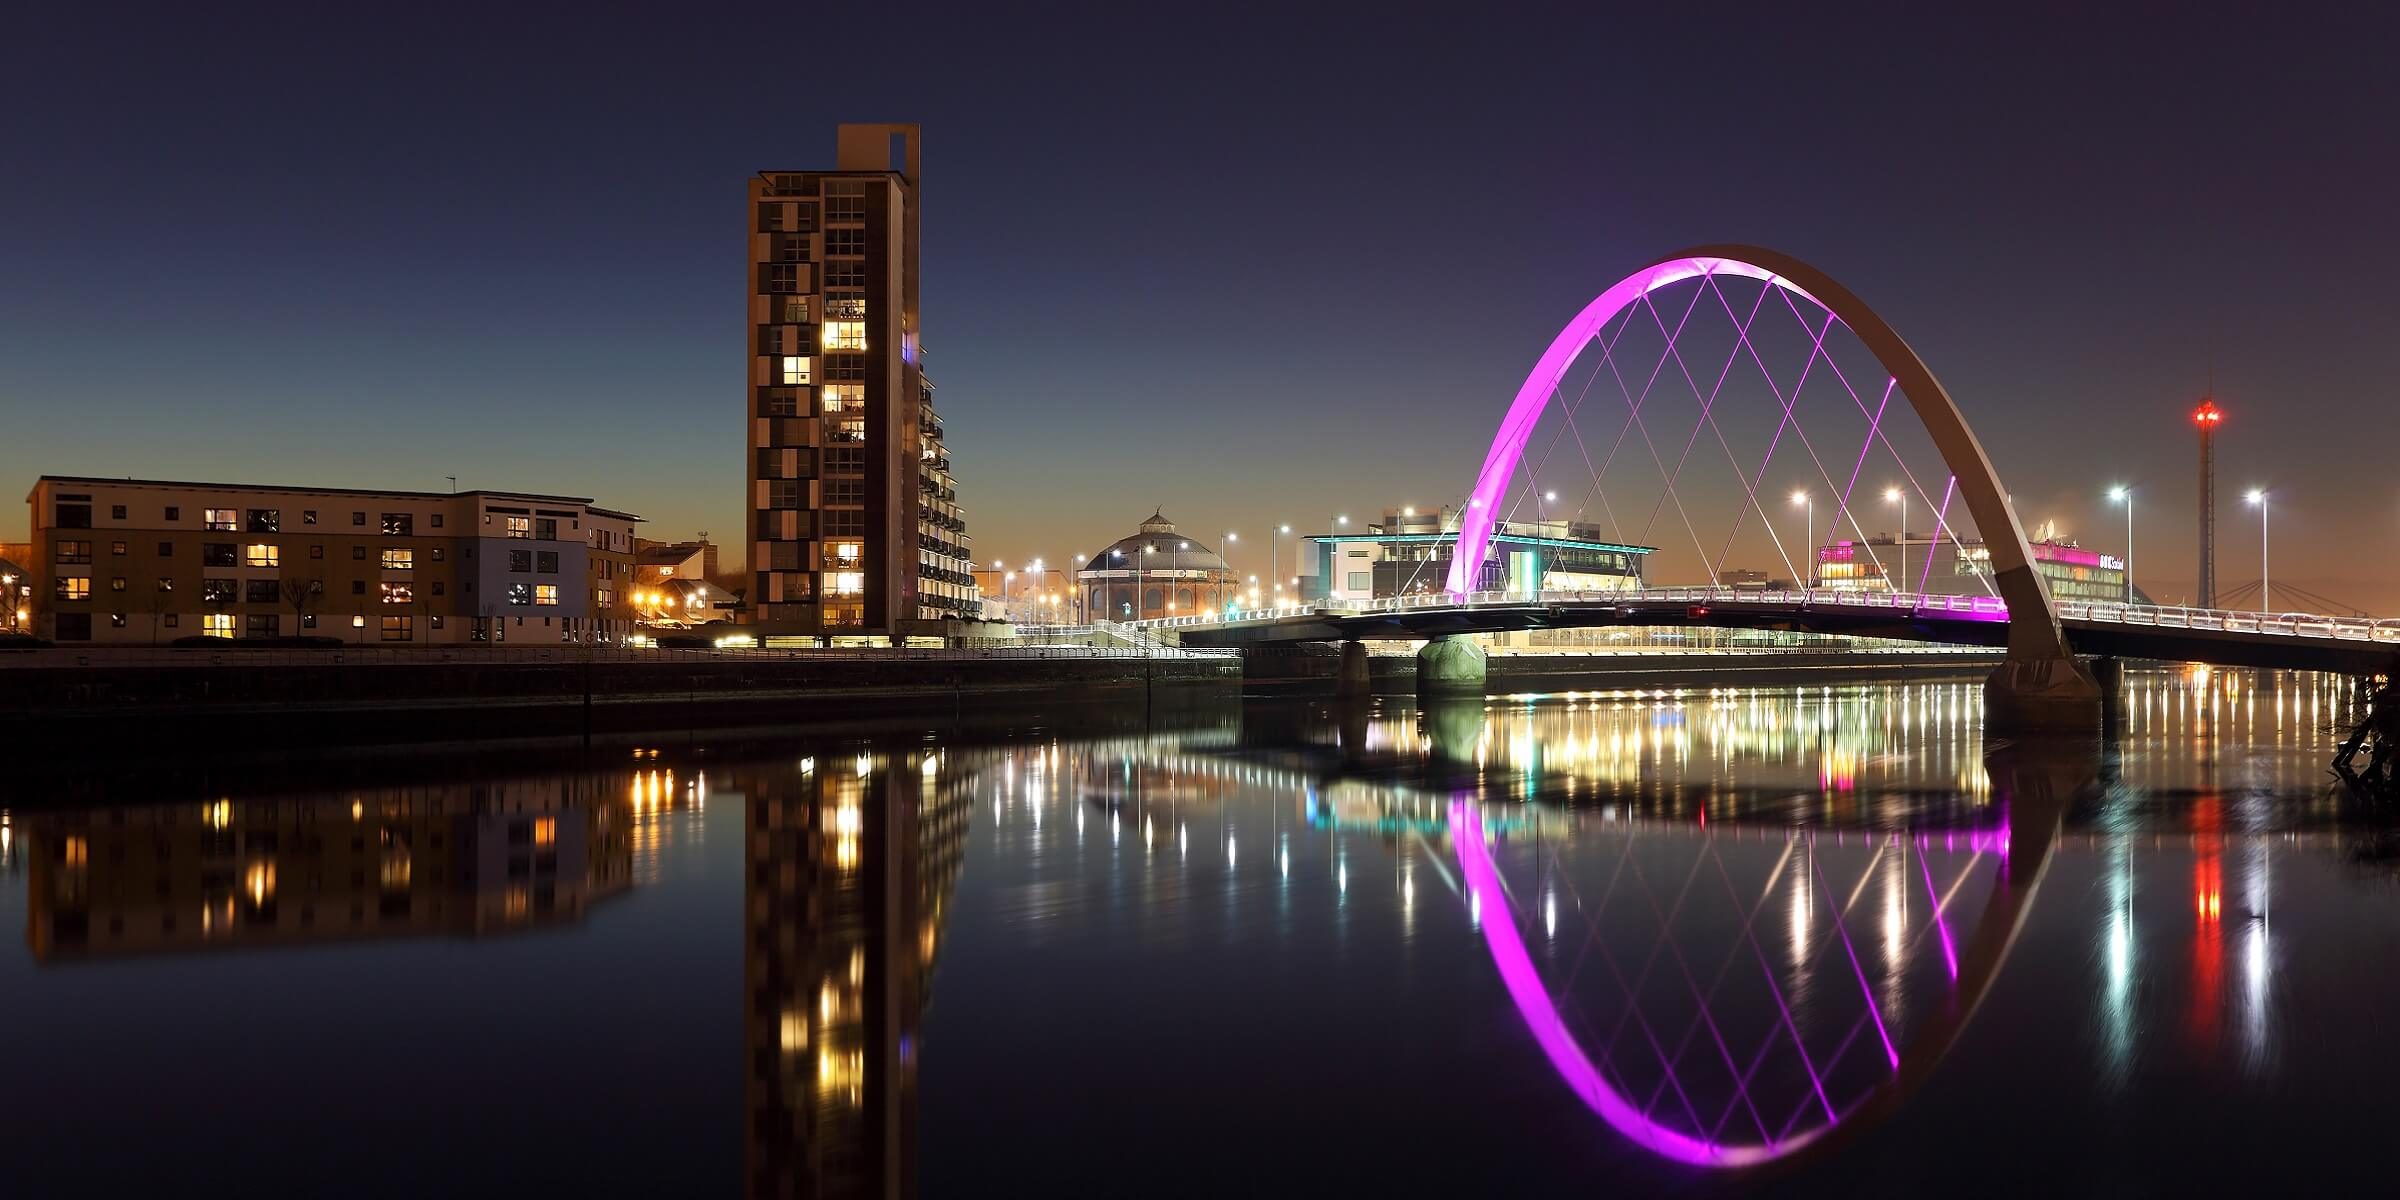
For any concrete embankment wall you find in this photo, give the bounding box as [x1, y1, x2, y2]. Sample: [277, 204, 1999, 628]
[0, 654, 1238, 752]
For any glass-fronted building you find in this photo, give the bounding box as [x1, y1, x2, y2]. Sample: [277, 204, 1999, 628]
[1311, 506, 1653, 603]
[1815, 536, 2147, 604]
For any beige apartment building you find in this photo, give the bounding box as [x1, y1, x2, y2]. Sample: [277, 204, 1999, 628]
[745, 123, 978, 645]
[24, 476, 639, 645]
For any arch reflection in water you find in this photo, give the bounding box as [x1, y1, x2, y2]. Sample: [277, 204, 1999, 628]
[1448, 743, 2079, 1169]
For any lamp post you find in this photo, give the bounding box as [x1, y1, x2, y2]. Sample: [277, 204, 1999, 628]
[1329, 515, 1348, 600]
[1789, 490, 1811, 590]
[1221, 531, 1237, 611]
[2247, 489, 2269, 613]
[1274, 524, 1291, 603]
[1884, 487, 1907, 600]
[2108, 486, 2134, 604]
[1072, 553, 1086, 623]
[1143, 543, 1156, 618]
[1111, 549, 1128, 619]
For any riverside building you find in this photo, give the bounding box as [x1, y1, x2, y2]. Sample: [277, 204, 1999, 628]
[745, 123, 978, 646]
[23, 476, 640, 645]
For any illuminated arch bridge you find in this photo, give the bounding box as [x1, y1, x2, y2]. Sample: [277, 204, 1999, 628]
[1134, 247, 2400, 726]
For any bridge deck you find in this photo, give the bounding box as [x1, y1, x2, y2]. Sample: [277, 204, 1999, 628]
[1144, 588, 2400, 675]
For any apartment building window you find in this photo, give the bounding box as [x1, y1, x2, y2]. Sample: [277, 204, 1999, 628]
[309, 544, 324, 559]
[157, 541, 173, 556]
[429, 615, 443, 631]
[536, 551, 558, 573]
[203, 543, 237, 566]
[596, 586, 613, 606]
[505, 516, 531, 539]
[534, 584, 559, 606]
[56, 502, 91, 529]
[431, 581, 445, 596]
[110, 576, 126, 592]
[165, 505, 180, 521]
[836, 418, 865, 444]
[766, 264, 801, 293]
[111, 541, 126, 556]
[534, 518, 557, 540]
[507, 583, 532, 606]
[205, 508, 237, 531]
[430, 547, 446, 563]
[56, 540, 92, 564]
[246, 614, 278, 639]
[164, 613, 179, 628]
[202, 613, 235, 638]
[381, 615, 413, 642]
[301, 614, 317, 629]
[821, 383, 862, 413]
[508, 549, 532, 572]
[109, 612, 126, 628]
[824, 228, 865, 256]
[246, 509, 280, 533]
[823, 510, 865, 537]
[823, 355, 866, 381]
[767, 480, 803, 509]
[430, 513, 444, 529]
[352, 511, 366, 526]
[56, 576, 91, 600]
[110, 505, 127, 520]
[380, 583, 413, 605]
[382, 548, 414, 570]
[821, 320, 867, 352]
[352, 546, 368, 560]
[245, 579, 279, 603]
[156, 577, 173, 593]
[303, 510, 318, 525]
[763, 388, 800, 416]
[778, 355, 812, 385]
[381, 513, 413, 536]
[824, 295, 867, 319]
[778, 296, 809, 324]
[244, 544, 280, 567]
[824, 478, 865, 505]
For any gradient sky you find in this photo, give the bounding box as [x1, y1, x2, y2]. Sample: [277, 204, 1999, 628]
[5, 6, 2396, 607]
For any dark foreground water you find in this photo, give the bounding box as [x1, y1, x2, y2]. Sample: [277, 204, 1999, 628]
[5, 667, 2397, 1197]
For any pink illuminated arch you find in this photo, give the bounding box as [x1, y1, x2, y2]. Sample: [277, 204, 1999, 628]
[1445, 245, 2073, 664]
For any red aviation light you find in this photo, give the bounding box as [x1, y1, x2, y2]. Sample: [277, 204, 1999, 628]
[2192, 399, 2223, 426]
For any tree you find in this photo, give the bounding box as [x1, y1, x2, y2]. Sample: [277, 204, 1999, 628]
[283, 576, 322, 635]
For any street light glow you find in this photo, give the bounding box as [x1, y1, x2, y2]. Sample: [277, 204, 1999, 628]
[2246, 488, 2266, 504]
[1789, 490, 1807, 506]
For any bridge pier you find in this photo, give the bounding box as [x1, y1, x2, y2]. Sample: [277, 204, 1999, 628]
[1336, 640, 1371, 698]
[1983, 655, 2104, 736]
[1417, 635, 1487, 698]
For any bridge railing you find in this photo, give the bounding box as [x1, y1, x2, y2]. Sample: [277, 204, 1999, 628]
[1134, 586, 2400, 649]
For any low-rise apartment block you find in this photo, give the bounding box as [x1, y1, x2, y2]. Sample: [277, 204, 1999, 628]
[24, 476, 641, 645]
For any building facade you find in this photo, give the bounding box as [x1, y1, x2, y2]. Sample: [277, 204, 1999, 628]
[1813, 535, 2145, 604]
[24, 476, 641, 645]
[1310, 505, 1652, 604]
[1076, 512, 1239, 621]
[745, 123, 977, 645]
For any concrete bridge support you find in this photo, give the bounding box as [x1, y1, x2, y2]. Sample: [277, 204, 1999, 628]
[1417, 635, 1488, 697]
[1337, 640, 1372, 698]
[1983, 656, 2103, 736]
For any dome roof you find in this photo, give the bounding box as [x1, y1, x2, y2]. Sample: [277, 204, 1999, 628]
[1080, 510, 1232, 575]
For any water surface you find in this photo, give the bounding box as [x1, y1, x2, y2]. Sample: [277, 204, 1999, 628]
[4, 668, 2392, 1196]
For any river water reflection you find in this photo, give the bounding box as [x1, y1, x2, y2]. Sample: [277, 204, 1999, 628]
[4, 667, 2395, 1196]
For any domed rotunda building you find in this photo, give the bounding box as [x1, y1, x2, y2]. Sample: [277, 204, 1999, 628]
[1078, 511, 1236, 621]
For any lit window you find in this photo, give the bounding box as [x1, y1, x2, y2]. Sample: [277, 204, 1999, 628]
[246, 509, 279, 533]
[380, 583, 414, 605]
[821, 383, 862, 412]
[505, 516, 532, 539]
[821, 321, 867, 352]
[832, 542, 861, 564]
[203, 508, 237, 531]
[533, 817, 556, 847]
[381, 548, 414, 570]
[202, 613, 235, 638]
[380, 512, 413, 536]
[381, 615, 413, 641]
[54, 540, 92, 564]
[55, 576, 90, 600]
[534, 584, 559, 606]
[830, 572, 864, 596]
[508, 583, 532, 606]
[244, 544, 280, 567]
[778, 355, 813, 385]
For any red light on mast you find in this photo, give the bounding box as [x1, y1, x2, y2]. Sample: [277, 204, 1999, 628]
[2192, 399, 2223, 426]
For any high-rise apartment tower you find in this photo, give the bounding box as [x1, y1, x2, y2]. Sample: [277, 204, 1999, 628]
[745, 124, 975, 642]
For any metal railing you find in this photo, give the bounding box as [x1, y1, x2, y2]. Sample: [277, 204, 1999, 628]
[0, 641, 1237, 670]
[1126, 586, 2400, 648]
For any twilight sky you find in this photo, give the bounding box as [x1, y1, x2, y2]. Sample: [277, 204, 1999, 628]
[4, 5, 2397, 607]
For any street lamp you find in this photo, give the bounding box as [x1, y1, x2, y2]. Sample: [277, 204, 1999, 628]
[1884, 487, 1907, 599]
[2108, 486, 2134, 604]
[1072, 553, 1087, 623]
[1111, 549, 1129, 619]
[1222, 531, 1237, 611]
[2247, 488, 2269, 613]
[1789, 491, 1811, 589]
[1274, 524, 1292, 600]
[1143, 543, 1156, 619]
